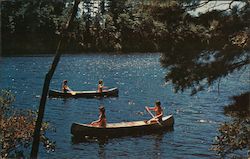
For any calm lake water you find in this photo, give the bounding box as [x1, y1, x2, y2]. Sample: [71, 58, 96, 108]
[0, 53, 249, 158]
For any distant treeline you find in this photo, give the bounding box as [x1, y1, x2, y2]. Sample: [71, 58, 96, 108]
[1, 0, 245, 55]
[1, 0, 249, 56]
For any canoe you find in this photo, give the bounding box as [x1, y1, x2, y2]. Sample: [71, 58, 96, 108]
[71, 115, 174, 137]
[48, 87, 118, 98]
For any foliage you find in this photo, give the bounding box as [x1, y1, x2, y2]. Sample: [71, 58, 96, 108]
[213, 119, 250, 158]
[2, 0, 249, 55]
[159, 1, 250, 95]
[212, 92, 250, 158]
[0, 0, 171, 53]
[73, 0, 162, 52]
[224, 92, 250, 118]
[0, 90, 55, 158]
[1, 0, 67, 54]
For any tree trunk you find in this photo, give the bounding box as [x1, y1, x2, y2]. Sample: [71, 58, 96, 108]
[30, 0, 81, 158]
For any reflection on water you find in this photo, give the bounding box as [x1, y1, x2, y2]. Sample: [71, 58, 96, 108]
[152, 133, 164, 159]
[71, 136, 108, 145]
[71, 137, 107, 159]
[71, 129, 171, 145]
[0, 54, 249, 158]
[72, 132, 165, 159]
[98, 143, 106, 159]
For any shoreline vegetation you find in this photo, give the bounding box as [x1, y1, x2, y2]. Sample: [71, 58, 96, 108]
[1, 51, 161, 57]
[2, 1, 248, 57]
[212, 92, 250, 158]
[0, 90, 55, 158]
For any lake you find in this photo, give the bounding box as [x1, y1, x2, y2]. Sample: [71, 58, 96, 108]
[0, 53, 249, 158]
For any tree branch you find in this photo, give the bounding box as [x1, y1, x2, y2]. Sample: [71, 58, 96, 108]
[184, 0, 210, 11]
[185, 0, 241, 13]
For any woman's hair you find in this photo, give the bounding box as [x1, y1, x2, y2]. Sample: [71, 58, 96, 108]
[99, 105, 105, 113]
[63, 80, 67, 84]
[98, 80, 103, 84]
[99, 106, 106, 118]
[155, 100, 161, 106]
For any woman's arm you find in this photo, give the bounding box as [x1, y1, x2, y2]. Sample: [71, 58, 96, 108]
[154, 111, 163, 119]
[66, 86, 73, 91]
[91, 114, 102, 125]
[91, 118, 101, 125]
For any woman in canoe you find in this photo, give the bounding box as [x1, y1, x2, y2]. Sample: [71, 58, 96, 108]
[62, 80, 72, 93]
[145, 100, 163, 123]
[91, 106, 107, 127]
[97, 80, 106, 93]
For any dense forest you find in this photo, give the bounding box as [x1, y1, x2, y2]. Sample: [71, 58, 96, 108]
[2, 0, 249, 54]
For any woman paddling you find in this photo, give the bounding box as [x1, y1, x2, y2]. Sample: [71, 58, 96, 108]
[145, 100, 163, 123]
[91, 106, 107, 127]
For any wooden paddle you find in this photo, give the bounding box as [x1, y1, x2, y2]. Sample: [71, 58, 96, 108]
[67, 87, 76, 95]
[145, 106, 162, 126]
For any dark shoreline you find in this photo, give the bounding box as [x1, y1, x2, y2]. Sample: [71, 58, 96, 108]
[1, 51, 161, 57]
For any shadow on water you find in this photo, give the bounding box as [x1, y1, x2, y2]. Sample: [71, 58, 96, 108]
[152, 132, 164, 159]
[71, 131, 167, 159]
[71, 127, 173, 145]
[98, 142, 106, 159]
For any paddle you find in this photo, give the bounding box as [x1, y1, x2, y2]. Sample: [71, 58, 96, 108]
[145, 106, 162, 126]
[102, 86, 109, 92]
[70, 91, 76, 95]
[67, 87, 76, 95]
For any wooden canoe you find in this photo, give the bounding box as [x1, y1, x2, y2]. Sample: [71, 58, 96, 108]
[71, 115, 174, 137]
[48, 87, 118, 98]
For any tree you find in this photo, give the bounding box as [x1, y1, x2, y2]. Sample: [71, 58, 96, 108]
[158, 0, 249, 95]
[1, 0, 70, 54]
[153, 0, 250, 157]
[30, 0, 80, 158]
